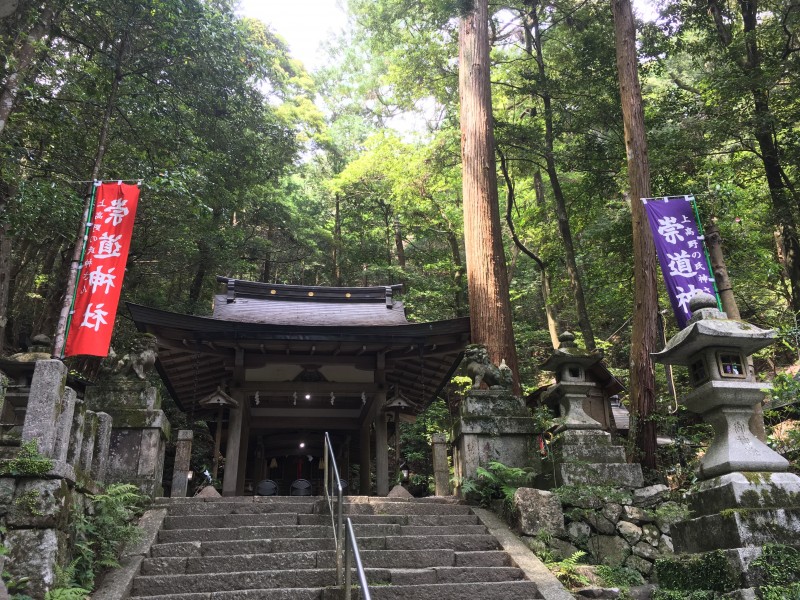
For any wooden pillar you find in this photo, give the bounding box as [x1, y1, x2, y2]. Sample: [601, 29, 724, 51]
[235, 398, 251, 496]
[359, 423, 371, 495]
[222, 402, 243, 496]
[374, 393, 389, 496]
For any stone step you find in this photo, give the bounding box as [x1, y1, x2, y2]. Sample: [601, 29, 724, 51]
[296, 513, 480, 526]
[155, 496, 319, 505]
[130, 591, 325, 600]
[454, 550, 513, 567]
[162, 502, 320, 517]
[364, 580, 542, 600]
[163, 513, 302, 530]
[158, 525, 331, 544]
[343, 502, 471, 516]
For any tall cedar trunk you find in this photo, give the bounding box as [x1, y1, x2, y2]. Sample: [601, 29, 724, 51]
[528, 3, 595, 350]
[0, 224, 10, 352]
[0, 4, 57, 138]
[612, 0, 658, 469]
[459, 0, 521, 394]
[533, 170, 560, 348]
[445, 227, 467, 316]
[52, 29, 129, 357]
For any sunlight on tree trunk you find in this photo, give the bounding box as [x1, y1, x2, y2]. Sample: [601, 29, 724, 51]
[459, 0, 521, 394]
[612, 0, 658, 469]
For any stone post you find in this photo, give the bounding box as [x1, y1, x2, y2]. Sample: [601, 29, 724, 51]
[52, 387, 76, 464]
[21, 360, 67, 458]
[431, 433, 450, 496]
[79, 411, 98, 476]
[375, 410, 389, 496]
[90, 412, 112, 483]
[171, 429, 193, 498]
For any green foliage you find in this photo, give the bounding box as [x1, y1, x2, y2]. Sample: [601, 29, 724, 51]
[71, 484, 146, 589]
[14, 489, 43, 517]
[654, 550, 739, 593]
[0, 441, 54, 477]
[397, 398, 452, 495]
[760, 583, 800, 600]
[545, 550, 590, 588]
[751, 544, 800, 589]
[766, 374, 800, 410]
[596, 565, 646, 588]
[460, 461, 535, 511]
[552, 484, 632, 507]
[652, 590, 719, 600]
[44, 587, 90, 600]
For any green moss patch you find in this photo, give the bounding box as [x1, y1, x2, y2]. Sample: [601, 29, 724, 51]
[654, 550, 739, 593]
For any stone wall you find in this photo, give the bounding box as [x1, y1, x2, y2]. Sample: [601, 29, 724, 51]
[512, 484, 688, 581]
[0, 360, 112, 598]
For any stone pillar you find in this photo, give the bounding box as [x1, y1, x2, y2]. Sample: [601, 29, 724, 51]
[67, 398, 85, 468]
[375, 409, 389, 496]
[222, 402, 244, 496]
[452, 389, 538, 494]
[52, 387, 76, 464]
[90, 412, 112, 483]
[431, 433, 450, 496]
[359, 423, 371, 496]
[79, 410, 98, 476]
[21, 360, 67, 458]
[171, 430, 193, 498]
[235, 401, 250, 496]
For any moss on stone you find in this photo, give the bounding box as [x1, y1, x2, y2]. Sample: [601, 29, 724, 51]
[654, 550, 739, 593]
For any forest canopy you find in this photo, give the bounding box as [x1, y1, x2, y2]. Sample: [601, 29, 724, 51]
[0, 0, 798, 431]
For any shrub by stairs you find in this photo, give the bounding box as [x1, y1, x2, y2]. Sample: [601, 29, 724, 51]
[129, 495, 545, 599]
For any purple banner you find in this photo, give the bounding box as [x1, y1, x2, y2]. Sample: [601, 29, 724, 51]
[643, 195, 716, 328]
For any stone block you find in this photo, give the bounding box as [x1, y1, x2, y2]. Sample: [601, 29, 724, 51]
[547, 537, 581, 561]
[513, 488, 565, 537]
[632, 484, 670, 507]
[586, 512, 617, 535]
[621, 505, 653, 524]
[617, 521, 642, 545]
[21, 360, 67, 458]
[7, 478, 71, 529]
[52, 387, 76, 463]
[171, 429, 193, 498]
[602, 503, 624, 525]
[0, 478, 15, 515]
[5, 528, 66, 598]
[625, 554, 653, 576]
[460, 390, 528, 418]
[671, 507, 800, 553]
[687, 471, 800, 518]
[654, 501, 687, 534]
[431, 433, 450, 496]
[557, 463, 644, 488]
[658, 534, 674, 554]
[567, 521, 592, 547]
[632, 541, 658, 561]
[559, 430, 613, 446]
[552, 443, 627, 465]
[641, 523, 660, 546]
[587, 534, 631, 567]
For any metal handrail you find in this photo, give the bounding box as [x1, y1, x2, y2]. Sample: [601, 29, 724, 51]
[323, 432, 371, 599]
[323, 432, 344, 585]
[344, 517, 372, 600]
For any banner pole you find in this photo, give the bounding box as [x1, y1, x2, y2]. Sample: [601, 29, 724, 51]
[689, 195, 723, 311]
[52, 181, 100, 359]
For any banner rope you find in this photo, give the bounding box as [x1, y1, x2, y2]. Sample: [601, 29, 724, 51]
[60, 181, 99, 358]
[689, 194, 723, 311]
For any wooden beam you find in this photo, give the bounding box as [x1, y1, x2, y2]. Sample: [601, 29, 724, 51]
[237, 382, 380, 394]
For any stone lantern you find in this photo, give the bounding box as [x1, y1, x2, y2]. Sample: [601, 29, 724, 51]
[653, 292, 800, 564]
[652, 293, 788, 479]
[540, 332, 605, 430]
[537, 332, 643, 489]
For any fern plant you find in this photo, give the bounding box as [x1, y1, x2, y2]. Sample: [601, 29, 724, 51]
[461, 460, 535, 511]
[546, 550, 591, 588]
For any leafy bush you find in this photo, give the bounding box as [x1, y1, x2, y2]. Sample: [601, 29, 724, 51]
[596, 564, 645, 588]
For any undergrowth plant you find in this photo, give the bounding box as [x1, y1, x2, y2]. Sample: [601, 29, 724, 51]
[460, 461, 535, 513]
[71, 483, 145, 589]
[0, 441, 54, 476]
[545, 550, 590, 588]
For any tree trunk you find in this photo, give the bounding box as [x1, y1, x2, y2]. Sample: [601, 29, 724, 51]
[612, 0, 659, 469]
[533, 171, 560, 349]
[0, 4, 57, 138]
[333, 194, 342, 286]
[528, 2, 595, 350]
[459, 0, 521, 394]
[52, 29, 129, 358]
[0, 224, 11, 352]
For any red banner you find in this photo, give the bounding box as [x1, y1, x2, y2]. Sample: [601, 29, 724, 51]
[64, 182, 140, 357]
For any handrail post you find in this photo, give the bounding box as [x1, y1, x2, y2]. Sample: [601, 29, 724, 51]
[344, 522, 353, 600]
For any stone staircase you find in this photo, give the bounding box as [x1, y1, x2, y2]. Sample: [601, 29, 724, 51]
[129, 495, 545, 599]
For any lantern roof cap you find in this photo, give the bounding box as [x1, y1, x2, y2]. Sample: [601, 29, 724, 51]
[540, 331, 604, 371]
[652, 293, 775, 366]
